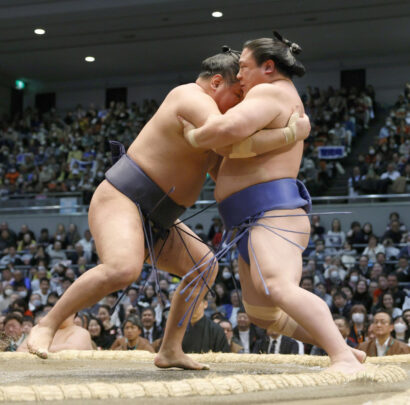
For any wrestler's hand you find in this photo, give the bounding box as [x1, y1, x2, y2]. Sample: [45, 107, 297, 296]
[177, 116, 198, 146]
[213, 145, 232, 157]
[295, 114, 311, 141]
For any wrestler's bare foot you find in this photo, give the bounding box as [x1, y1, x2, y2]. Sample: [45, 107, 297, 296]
[326, 360, 366, 375]
[326, 350, 366, 375]
[351, 347, 367, 363]
[154, 348, 210, 370]
[26, 324, 55, 359]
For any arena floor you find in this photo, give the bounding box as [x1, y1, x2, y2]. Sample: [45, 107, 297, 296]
[0, 352, 409, 404]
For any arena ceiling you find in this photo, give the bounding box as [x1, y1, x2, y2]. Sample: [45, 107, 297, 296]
[0, 0, 409, 83]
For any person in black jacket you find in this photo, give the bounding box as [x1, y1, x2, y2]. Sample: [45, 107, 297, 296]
[182, 298, 230, 354]
[253, 331, 299, 354]
[233, 309, 265, 353]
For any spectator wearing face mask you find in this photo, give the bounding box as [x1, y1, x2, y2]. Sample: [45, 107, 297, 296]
[392, 316, 409, 345]
[349, 304, 368, 345]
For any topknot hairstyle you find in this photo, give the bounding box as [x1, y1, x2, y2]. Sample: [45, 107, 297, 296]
[198, 45, 241, 84]
[243, 31, 306, 78]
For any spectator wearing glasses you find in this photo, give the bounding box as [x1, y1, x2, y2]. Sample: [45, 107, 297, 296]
[357, 310, 410, 356]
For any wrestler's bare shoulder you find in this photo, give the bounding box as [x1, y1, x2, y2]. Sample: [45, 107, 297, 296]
[246, 82, 296, 100]
[166, 83, 210, 101]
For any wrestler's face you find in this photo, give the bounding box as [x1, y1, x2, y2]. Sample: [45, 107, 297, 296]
[237, 48, 268, 95]
[214, 80, 243, 113]
[124, 322, 140, 340]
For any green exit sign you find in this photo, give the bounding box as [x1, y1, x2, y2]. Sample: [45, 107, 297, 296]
[15, 80, 25, 90]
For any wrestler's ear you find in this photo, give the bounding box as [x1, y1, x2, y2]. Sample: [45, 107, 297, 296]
[263, 59, 275, 75]
[210, 74, 223, 90]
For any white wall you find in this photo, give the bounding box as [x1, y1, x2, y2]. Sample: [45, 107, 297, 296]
[23, 71, 196, 112]
[22, 54, 409, 111]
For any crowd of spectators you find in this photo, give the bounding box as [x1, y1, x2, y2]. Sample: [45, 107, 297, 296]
[348, 84, 410, 196]
[300, 84, 376, 195]
[0, 99, 158, 202]
[1, 208, 409, 356]
[0, 82, 392, 201]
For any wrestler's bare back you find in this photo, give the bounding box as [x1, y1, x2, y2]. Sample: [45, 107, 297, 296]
[215, 81, 304, 201]
[127, 83, 221, 207]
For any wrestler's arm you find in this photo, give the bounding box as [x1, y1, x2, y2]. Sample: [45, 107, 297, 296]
[215, 113, 310, 158]
[185, 84, 281, 149]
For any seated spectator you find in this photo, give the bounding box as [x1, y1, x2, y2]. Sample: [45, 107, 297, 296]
[324, 264, 346, 287]
[314, 283, 332, 307]
[392, 316, 409, 345]
[341, 285, 354, 306]
[2, 313, 25, 351]
[111, 316, 154, 352]
[383, 238, 401, 261]
[354, 255, 370, 277]
[347, 221, 366, 248]
[382, 220, 404, 244]
[348, 166, 365, 196]
[334, 315, 357, 347]
[387, 273, 407, 308]
[137, 283, 156, 310]
[18, 314, 93, 352]
[97, 304, 118, 339]
[27, 293, 43, 314]
[21, 316, 34, 335]
[253, 331, 299, 354]
[377, 292, 402, 319]
[352, 280, 373, 312]
[330, 290, 351, 318]
[30, 246, 50, 267]
[310, 215, 325, 240]
[17, 224, 36, 244]
[66, 223, 81, 247]
[233, 309, 265, 354]
[77, 230, 93, 262]
[308, 239, 326, 262]
[357, 310, 410, 356]
[339, 241, 358, 269]
[0, 246, 23, 266]
[0, 284, 15, 314]
[399, 234, 410, 259]
[325, 219, 345, 249]
[394, 257, 410, 282]
[140, 307, 163, 344]
[373, 274, 389, 304]
[214, 282, 230, 307]
[362, 223, 374, 245]
[33, 277, 51, 305]
[46, 241, 67, 266]
[17, 233, 36, 252]
[349, 304, 368, 345]
[88, 316, 115, 350]
[182, 297, 229, 354]
[386, 212, 407, 233]
[363, 236, 385, 262]
[37, 228, 51, 246]
[219, 319, 243, 353]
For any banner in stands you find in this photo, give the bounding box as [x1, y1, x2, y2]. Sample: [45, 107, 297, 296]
[318, 146, 345, 159]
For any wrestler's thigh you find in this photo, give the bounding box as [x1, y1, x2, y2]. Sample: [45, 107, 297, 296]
[155, 222, 213, 278]
[248, 208, 310, 289]
[238, 257, 279, 329]
[88, 180, 145, 267]
[238, 256, 274, 306]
